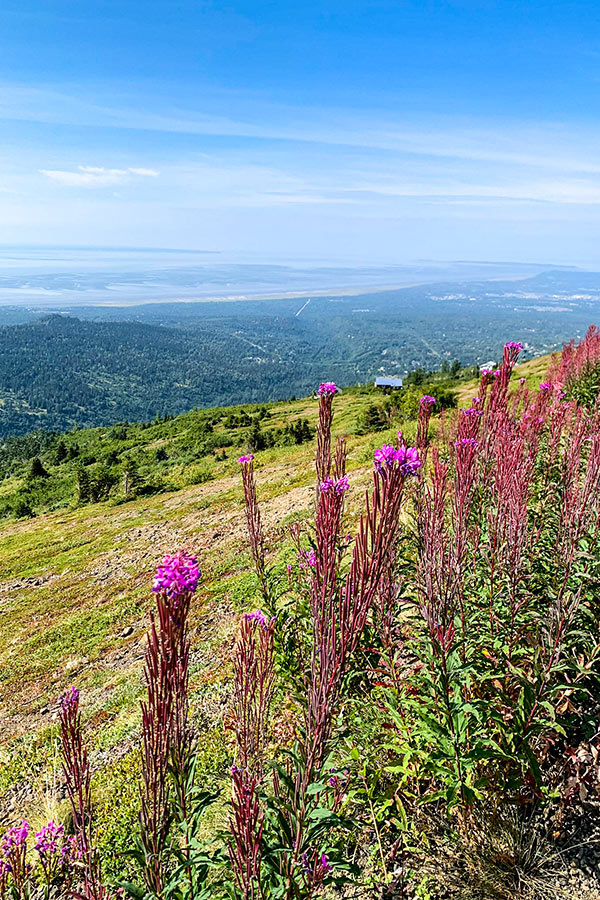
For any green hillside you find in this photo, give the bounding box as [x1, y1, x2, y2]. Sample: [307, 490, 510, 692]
[2, 345, 597, 900]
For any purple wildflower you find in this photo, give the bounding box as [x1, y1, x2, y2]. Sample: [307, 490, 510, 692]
[454, 437, 478, 449]
[320, 853, 332, 873]
[373, 443, 421, 475]
[317, 382, 339, 397]
[61, 835, 82, 863]
[420, 395, 436, 406]
[34, 822, 64, 857]
[373, 444, 396, 469]
[320, 478, 334, 493]
[394, 445, 421, 475]
[2, 821, 29, 853]
[243, 609, 269, 628]
[59, 685, 80, 714]
[298, 549, 317, 569]
[238, 453, 254, 465]
[334, 475, 350, 494]
[152, 551, 200, 597]
[505, 341, 524, 351]
[539, 382, 552, 391]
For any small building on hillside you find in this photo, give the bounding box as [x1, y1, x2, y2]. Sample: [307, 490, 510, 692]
[374, 376, 404, 390]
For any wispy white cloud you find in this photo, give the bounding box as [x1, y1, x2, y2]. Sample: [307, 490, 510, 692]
[4, 81, 600, 177]
[39, 165, 159, 187]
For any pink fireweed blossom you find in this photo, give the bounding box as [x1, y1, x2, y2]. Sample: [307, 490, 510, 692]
[505, 341, 524, 351]
[539, 382, 552, 391]
[519, 377, 526, 385]
[320, 853, 332, 873]
[335, 475, 350, 494]
[34, 822, 64, 857]
[298, 549, 317, 569]
[454, 437, 478, 449]
[373, 442, 420, 475]
[152, 551, 200, 596]
[320, 478, 334, 493]
[461, 407, 483, 418]
[243, 609, 273, 628]
[373, 443, 396, 468]
[2, 821, 29, 854]
[420, 395, 436, 406]
[59, 685, 79, 714]
[395, 445, 421, 475]
[317, 382, 339, 396]
[238, 453, 254, 465]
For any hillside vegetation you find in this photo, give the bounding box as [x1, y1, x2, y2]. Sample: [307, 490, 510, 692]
[0, 363, 468, 521]
[0, 338, 599, 900]
[0, 270, 595, 436]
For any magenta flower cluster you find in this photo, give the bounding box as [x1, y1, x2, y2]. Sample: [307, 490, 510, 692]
[320, 475, 350, 494]
[317, 382, 339, 397]
[243, 609, 274, 629]
[420, 395, 436, 406]
[454, 437, 478, 449]
[373, 444, 421, 475]
[298, 549, 317, 569]
[152, 551, 200, 597]
[505, 341, 524, 351]
[34, 821, 64, 857]
[59, 685, 79, 714]
[539, 382, 552, 391]
[2, 821, 28, 855]
[373, 443, 421, 476]
[238, 453, 255, 465]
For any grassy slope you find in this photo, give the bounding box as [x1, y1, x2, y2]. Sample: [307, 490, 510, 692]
[0, 354, 551, 832]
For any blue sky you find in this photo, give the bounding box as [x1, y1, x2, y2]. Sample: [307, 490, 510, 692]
[2, 0, 600, 264]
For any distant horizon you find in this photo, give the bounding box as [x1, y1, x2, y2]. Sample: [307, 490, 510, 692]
[0, 243, 593, 271]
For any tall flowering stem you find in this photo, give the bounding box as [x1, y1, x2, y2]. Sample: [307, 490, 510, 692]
[481, 341, 523, 461]
[233, 612, 276, 778]
[139, 551, 199, 898]
[416, 395, 436, 462]
[315, 383, 339, 486]
[59, 687, 104, 900]
[229, 611, 275, 900]
[239, 454, 268, 601]
[294, 433, 419, 879]
[229, 768, 264, 900]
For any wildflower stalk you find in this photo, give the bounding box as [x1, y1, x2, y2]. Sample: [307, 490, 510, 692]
[229, 611, 276, 900]
[238, 454, 268, 603]
[59, 687, 105, 900]
[138, 551, 200, 898]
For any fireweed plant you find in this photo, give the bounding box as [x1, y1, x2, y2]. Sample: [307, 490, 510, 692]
[0, 819, 80, 900]
[8, 330, 600, 899]
[379, 340, 600, 817]
[234, 382, 423, 899]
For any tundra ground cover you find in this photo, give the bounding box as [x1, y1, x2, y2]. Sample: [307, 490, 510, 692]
[1, 334, 599, 898]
